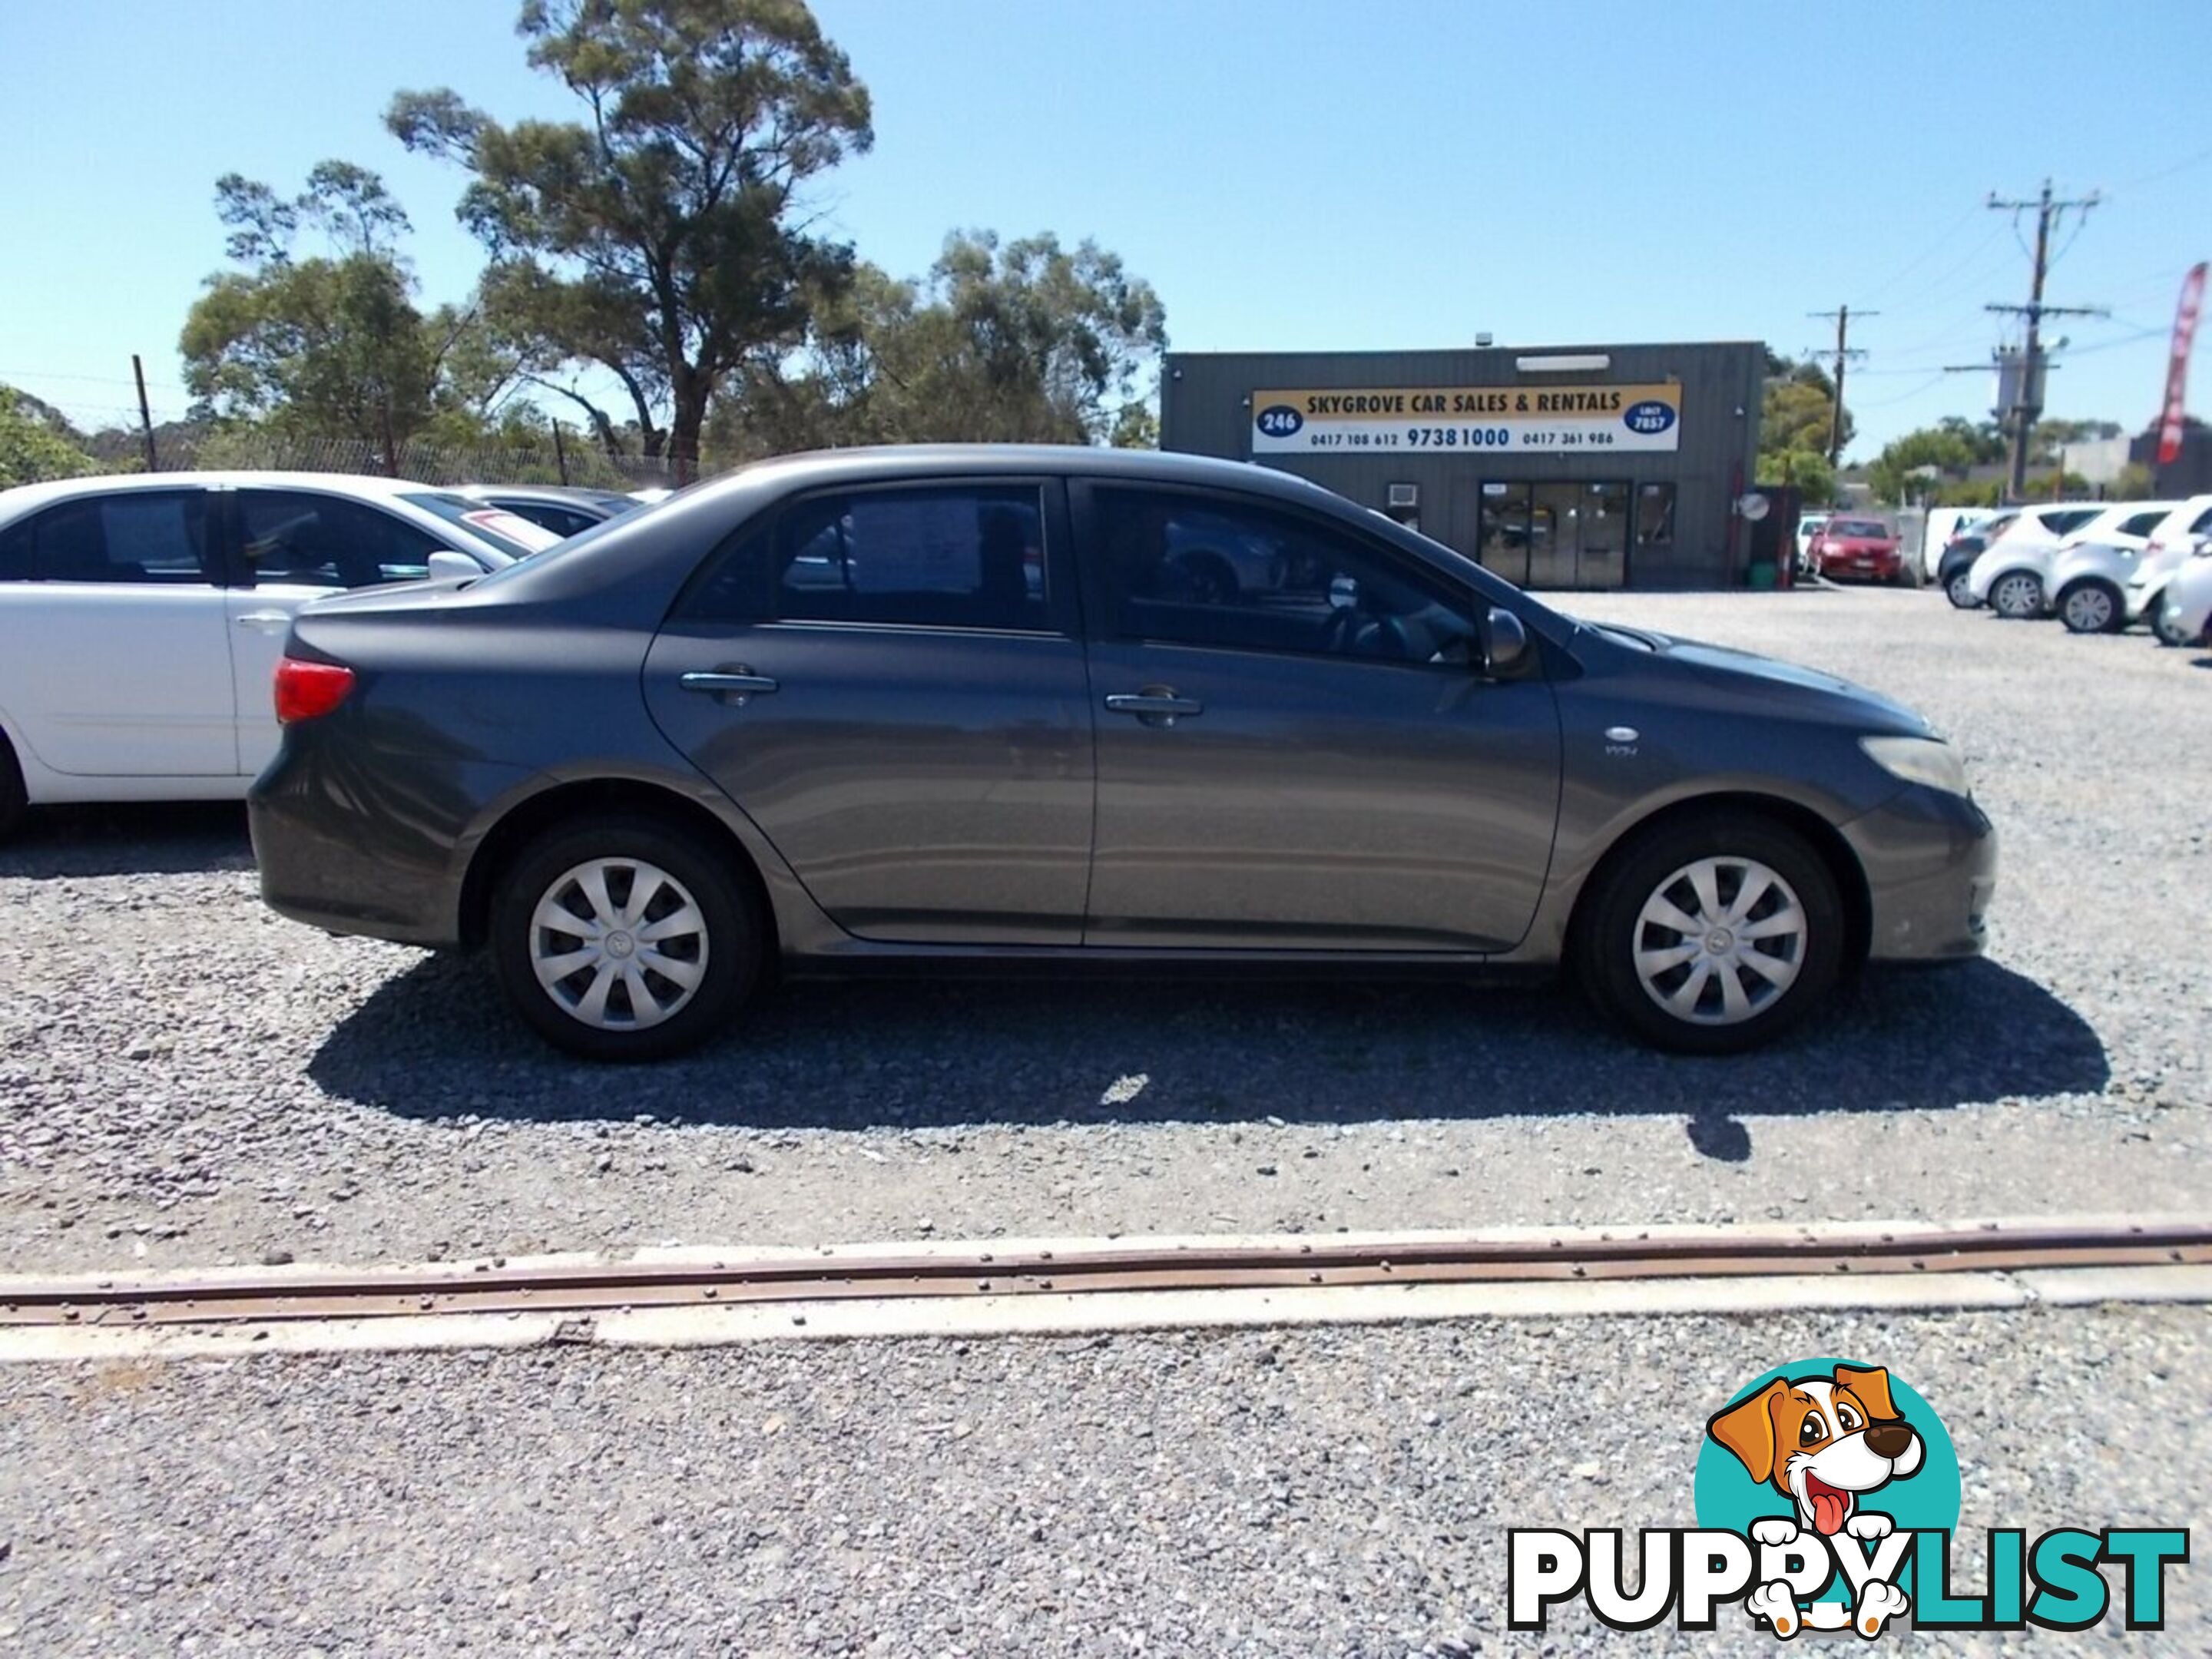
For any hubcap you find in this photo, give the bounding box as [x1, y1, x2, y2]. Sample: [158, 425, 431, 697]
[1993, 573, 2041, 618]
[528, 857, 708, 1031]
[1633, 856, 1807, 1027]
[1947, 573, 1975, 607]
[2063, 587, 2113, 632]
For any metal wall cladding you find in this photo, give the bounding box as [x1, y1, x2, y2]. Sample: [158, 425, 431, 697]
[1161, 343, 1767, 590]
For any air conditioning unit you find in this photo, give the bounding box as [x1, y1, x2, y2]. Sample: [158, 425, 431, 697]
[1387, 483, 1419, 508]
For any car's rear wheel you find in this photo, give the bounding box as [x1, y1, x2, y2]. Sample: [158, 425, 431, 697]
[2056, 580, 2123, 634]
[1944, 568, 1979, 609]
[1989, 571, 2044, 619]
[1575, 813, 1846, 1055]
[490, 813, 762, 1060]
[0, 733, 25, 841]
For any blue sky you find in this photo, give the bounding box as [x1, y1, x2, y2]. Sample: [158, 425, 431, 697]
[5, 0, 2207, 461]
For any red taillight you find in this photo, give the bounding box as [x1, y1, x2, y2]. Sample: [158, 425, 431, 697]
[274, 657, 355, 724]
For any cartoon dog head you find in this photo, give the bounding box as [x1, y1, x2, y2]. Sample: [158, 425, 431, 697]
[1707, 1364, 1924, 1537]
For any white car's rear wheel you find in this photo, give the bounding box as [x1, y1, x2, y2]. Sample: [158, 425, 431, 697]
[2056, 581, 2121, 634]
[1989, 571, 2044, 619]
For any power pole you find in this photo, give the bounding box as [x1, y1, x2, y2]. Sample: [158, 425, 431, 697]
[1807, 305, 1875, 464]
[130, 354, 159, 473]
[1985, 180, 2105, 498]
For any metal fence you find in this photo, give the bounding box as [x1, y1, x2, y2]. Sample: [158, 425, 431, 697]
[65, 432, 693, 492]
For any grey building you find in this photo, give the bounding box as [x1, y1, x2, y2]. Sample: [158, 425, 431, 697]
[1161, 342, 1767, 590]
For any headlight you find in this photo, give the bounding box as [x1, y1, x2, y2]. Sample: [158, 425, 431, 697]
[1860, 735, 1969, 796]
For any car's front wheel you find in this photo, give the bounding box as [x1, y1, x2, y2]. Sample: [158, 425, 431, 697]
[1575, 813, 1846, 1055]
[491, 813, 762, 1060]
[2151, 598, 2192, 647]
[2056, 580, 2123, 634]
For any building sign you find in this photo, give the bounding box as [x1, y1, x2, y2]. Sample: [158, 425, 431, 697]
[1252, 383, 1682, 455]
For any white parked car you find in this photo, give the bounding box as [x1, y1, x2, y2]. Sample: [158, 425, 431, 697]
[2121, 495, 2212, 644]
[1793, 512, 1830, 575]
[2043, 502, 2183, 633]
[1920, 507, 1993, 583]
[0, 472, 560, 836]
[2161, 547, 2212, 647]
[1965, 502, 2134, 618]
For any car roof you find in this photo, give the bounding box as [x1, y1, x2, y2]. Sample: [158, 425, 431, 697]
[0, 469, 441, 517]
[721, 443, 1346, 501]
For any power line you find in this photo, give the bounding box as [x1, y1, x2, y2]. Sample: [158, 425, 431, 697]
[1806, 305, 1876, 463]
[1982, 180, 2107, 496]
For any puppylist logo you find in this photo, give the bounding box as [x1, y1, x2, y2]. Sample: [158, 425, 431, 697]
[1510, 1359, 2188, 1639]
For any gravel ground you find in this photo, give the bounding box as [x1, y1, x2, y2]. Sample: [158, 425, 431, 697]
[2, 1303, 2201, 1655]
[1, 588, 2207, 1273]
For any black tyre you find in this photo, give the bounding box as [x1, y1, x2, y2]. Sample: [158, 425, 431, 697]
[1574, 812, 1847, 1055]
[490, 813, 763, 1061]
[1943, 568, 1979, 610]
[2055, 579, 2123, 635]
[0, 733, 25, 841]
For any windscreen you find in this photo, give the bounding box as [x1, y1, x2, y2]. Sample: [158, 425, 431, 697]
[399, 492, 565, 558]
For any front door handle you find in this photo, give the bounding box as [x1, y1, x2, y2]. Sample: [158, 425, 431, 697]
[233, 611, 291, 630]
[680, 669, 780, 706]
[1104, 690, 1203, 727]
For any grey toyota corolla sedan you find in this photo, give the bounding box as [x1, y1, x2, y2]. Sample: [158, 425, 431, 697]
[249, 446, 1995, 1060]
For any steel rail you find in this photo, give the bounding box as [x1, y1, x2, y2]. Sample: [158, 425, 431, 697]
[6, 1220, 2207, 1330]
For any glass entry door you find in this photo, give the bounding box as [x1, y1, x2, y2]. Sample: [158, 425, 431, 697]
[1484, 481, 1631, 590]
[1476, 482, 1532, 585]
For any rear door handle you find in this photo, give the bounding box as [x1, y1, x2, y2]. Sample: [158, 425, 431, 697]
[680, 669, 779, 705]
[1104, 690, 1203, 727]
[233, 611, 291, 630]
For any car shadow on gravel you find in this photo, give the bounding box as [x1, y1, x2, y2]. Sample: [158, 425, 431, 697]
[0, 803, 253, 879]
[310, 955, 2106, 1161]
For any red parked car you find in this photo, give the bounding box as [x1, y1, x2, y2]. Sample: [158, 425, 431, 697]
[1810, 517, 1902, 583]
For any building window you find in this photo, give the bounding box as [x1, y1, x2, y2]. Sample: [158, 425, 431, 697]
[1635, 483, 1677, 550]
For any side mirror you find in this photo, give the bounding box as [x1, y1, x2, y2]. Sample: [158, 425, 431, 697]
[426, 550, 481, 582]
[1485, 606, 1530, 676]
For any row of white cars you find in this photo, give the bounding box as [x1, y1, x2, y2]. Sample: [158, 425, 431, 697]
[1941, 494, 2212, 645]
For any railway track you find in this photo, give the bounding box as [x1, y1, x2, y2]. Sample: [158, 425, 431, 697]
[7, 1217, 2208, 1334]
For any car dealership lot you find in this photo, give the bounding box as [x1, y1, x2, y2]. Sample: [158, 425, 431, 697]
[1, 588, 2207, 1277]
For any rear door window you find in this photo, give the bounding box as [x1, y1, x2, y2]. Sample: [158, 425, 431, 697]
[237, 490, 442, 588]
[2118, 509, 2167, 538]
[687, 485, 1052, 631]
[22, 491, 214, 584]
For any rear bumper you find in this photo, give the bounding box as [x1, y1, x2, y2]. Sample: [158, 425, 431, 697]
[247, 724, 521, 949]
[1843, 786, 1997, 962]
[1820, 551, 1901, 581]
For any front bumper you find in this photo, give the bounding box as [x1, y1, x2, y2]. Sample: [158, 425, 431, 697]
[1842, 784, 1997, 962]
